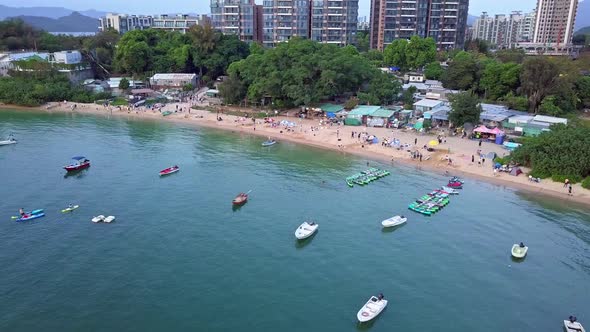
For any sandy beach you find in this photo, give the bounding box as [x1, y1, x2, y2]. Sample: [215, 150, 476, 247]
[2, 101, 588, 207]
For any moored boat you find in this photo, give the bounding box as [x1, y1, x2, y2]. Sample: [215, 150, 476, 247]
[511, 243, 528, 258]
[262, 139, 277, 147]
[232, 193, 248, 205]
[447, 181, 463, 189]
[162, 111, 172, 116]
[159, 165, 180, 176]
[357, 294, 388, 323]
[104, 216, 116, 223]
[295, 221, 319, 240]
[64, 156, 90, 172]
[381, 215, 407, 228]
[92, 215, 105, 223]
[441, 186, 459, 195]
[564, 316, 586, 332]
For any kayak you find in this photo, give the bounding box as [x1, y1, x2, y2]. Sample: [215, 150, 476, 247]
[16, 211, 45, 222]
[295, 221, 319, 240]
[357, 295, 388, 323]
[61, 205, 79, 213]
[162, 111, 172, 116]
[233, 193, 248, 205]
[159, 166, 179, 176]
[511, 244, 528, 258]
[381, 215, 407, 227]
[564, 319, 586, 332]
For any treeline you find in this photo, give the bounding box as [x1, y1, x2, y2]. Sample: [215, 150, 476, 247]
[219, 38, 400, 108]
[378, 36, 590, 116]
[0, 72, 109, 106]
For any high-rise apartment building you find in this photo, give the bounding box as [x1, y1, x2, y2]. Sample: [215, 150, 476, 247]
[369, 0, 469, 51]
[533, 0, 578, 47]
[210, 0, 260, 42]
[262, 0, 359, 47]
[470, 11, 535, 48]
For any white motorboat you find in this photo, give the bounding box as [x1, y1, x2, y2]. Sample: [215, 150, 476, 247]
[440, 186, 459, 195]
[92, 215, 105, 223]
[357, 295, 388, 323]
[295, 221, 318, 240]
[104, 216, 116, 223]
[0, 134, 17, 146]
[511, 243, 528, 258]
[564, 318, 586, 332]
[381, 215, 407, 228]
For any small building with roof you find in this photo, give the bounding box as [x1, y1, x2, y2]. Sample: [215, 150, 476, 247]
[413, 98, 444, 115]
[150, 73, 198, 89]
[345, 105, 382, 126]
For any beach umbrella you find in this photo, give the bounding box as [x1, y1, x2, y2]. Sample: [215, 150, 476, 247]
[428, 140, 439, 146]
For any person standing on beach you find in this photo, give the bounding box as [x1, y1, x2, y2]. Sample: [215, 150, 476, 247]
[482, 158, 485, 166]
[564, 178, 570, 188]
[414, 138, 417, 145]
[479, 139, 482, 147]
[568, 184, 573, 196]
[471, 155, 475, 164]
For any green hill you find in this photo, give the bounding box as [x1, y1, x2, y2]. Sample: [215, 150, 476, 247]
[9, 12, 98, 32]
[576, 26, 590, 35]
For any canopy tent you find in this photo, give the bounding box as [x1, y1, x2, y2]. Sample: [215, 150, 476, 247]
[319, 104, 344, 113]
[72, 156, 87, 160]
[326, 112, 336, 118]
[489, 127, 505, 135]
[473, 125, 493, 134]
[509, 167, 522, 176]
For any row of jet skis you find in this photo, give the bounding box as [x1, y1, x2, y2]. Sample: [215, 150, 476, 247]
[346, 168, 390, 187]
[408, 177, 464, 216]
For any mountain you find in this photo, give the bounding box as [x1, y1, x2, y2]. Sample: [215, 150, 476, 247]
[576, 0, 590, 31]
[0, 5, 106, 20]
[575, 26, 590, 35]
[11, 12, 99, 32]
[467, 14, 478, 26]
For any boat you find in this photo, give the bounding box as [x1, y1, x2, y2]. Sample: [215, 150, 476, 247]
[564, 317, 586, 332]
[357, 294, 388, 323]
[104, 216, 116, 223]
[447, 181, 463, 189]
[449, 176, 464, 183]
[381, 215, 407, 228]
[159, 165, 179, 176]
[15, 209, 45, 222]
[262, 139, 277, 147]
[0, 134, 17, 146]
[295, 221, 319, 240]
[232, 193, 248, 205]
[64, 156, 90, 172]
[92, 215, 105, 223]
[162, 111, 172, 116]
[440, 186, 459, 195]
[61, 205, 79, 213]
[511, 243, 528, 258]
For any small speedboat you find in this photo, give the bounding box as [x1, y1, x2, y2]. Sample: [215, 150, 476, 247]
[449, 176, 464, 183]
[232, 193, 248, 206]
[262, 139, 277, 147]
[447, 181, 463, 189]
[64, 156, 90, 172]
[92, 215, 105, 223]
[565, 317, 586, 332]
[295, 221, 319, 240]
[0, 134, 17, 146]
[440, 186, 459, 195]
[61, 205, 79, 213]
[104, 216, 115, 223]
[15, 209, 45, 222]
[511, 243, 528, 258]
[357, 294, 388, 323]
[381, 215, 407, 228]
[159, 165, 179, 176]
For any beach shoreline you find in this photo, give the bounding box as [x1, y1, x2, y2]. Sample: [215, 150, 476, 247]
[2, 102, 588, 207]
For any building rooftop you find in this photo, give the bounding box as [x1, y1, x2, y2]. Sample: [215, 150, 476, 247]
[349, 105, 382, 116]
[414, 99, 444, 108]
[151, 73, 197, 80]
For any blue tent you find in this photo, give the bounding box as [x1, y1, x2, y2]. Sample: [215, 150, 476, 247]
[326, 112, 336, 118]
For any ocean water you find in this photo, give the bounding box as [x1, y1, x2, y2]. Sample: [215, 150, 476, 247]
[0, 109, 589, 332]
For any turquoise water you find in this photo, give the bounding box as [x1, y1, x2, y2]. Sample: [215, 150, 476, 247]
[1, 110, 589, 331]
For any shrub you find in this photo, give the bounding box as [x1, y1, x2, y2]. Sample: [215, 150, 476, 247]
[550, 174, 581, 184]
[582, 177, 590, 190]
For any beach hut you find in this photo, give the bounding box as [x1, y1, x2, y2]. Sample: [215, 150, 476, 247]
[367, 108, 395, 127]
[345, 106, 381, 126]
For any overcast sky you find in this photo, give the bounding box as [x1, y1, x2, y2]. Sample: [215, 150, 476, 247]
[0, 0, 539, 16]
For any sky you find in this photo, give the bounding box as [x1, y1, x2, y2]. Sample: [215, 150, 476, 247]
[0, 0, 539, 16]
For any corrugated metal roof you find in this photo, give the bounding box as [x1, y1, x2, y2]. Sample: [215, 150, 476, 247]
[349, 105, 381, 116]
[414, 99, 443, 108]
[532, 115, 568, 124]
[370, 109, 395, 118]
[151, 73, 197, 80]
[320, 104, 344, 113]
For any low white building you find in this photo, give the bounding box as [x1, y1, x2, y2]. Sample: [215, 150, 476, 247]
[414, 98, 445, 114]
[150, 73, 198, 89]
[52, 51, 82, 65]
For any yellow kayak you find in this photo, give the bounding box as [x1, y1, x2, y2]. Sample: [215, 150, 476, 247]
[61, 205, 79, 213]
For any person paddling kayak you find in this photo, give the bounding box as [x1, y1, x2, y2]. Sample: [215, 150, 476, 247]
[19, 208, 25, 217]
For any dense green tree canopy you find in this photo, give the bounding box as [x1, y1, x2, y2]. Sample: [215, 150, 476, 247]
[383, 36, 435, 71]
[511, 125, 590, 182]
[224, 38, 399, 108]
[424, 62, 443, 80]
[448, 91, 482, 126]
[480, 61, 521, 101]
[520, 57, 560, 114]
[442, 51, 480, 91]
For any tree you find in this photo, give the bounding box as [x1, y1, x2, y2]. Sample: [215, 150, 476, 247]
[539, 96, 563, 116]
[355, 31, 370, 53]
[465, 39, 489, 54]
[520, 57, 559, 113]
[118, 77, 130, 90]
[424, 61, 443, 80]
[218, 73, 246, 104]
[383, 39, 408, 70]
[442, 51, 479, 90]
[495, 49, 526, 64]
[479, 60, 521, 101]
[448, 91, 482, 126]
[575, 76, 590, 109]
[358, 71, 401, 105]
[405, 36, 436, 69]
[511, 125, 590, 182]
